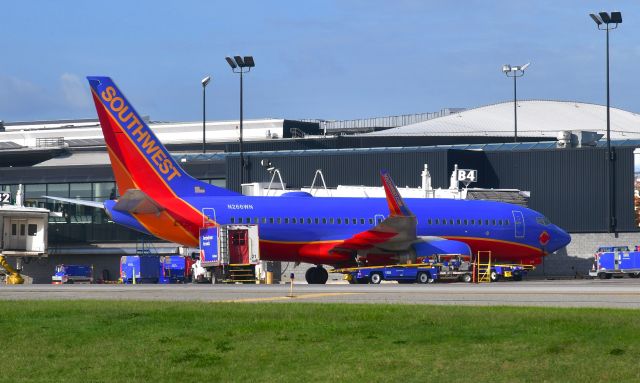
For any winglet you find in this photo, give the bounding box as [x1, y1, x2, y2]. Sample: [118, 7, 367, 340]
[380, 170, 413, 217]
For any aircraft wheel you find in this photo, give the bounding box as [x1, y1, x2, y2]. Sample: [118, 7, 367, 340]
[628, 272, 640, 279]
[417, 272, 430, 284]
[305, 267, 317, 284]
[370, 273, 382, 284]
[317, 266, 328, 284]
[305, 266, 328, 284]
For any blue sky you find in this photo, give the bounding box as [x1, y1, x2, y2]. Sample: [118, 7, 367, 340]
[1, 1, 638, 122]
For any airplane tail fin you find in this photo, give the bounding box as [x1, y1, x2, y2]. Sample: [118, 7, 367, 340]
[380, 170, 413, 217]
[87, 76, 239, 199]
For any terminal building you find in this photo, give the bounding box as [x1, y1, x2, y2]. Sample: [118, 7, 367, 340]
[1, 99, 640, 282]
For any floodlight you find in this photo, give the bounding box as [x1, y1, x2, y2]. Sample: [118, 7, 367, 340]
[244, 56, 255, 68]
[520, 63, 530, 71]
[234, 56, 245, 67]
[502, 64, 511, 73]
[610, 12, 622, 24]
[590, 13, 603, 25]
[225, 56, 237, 69]
[201, 76, 211, 87]
[599, 12, 611, 24]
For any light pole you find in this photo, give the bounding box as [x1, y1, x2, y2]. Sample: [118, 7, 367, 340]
[590, 11, 622, 234]
[501, 63, 530, 143]
[225, 56, 255, 186]
[201, 76, 211, 154]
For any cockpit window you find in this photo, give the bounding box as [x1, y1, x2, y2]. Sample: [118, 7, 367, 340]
[536, 216, 551, 226]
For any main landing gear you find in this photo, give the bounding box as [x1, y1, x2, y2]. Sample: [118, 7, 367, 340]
[305, 266, 328, 284]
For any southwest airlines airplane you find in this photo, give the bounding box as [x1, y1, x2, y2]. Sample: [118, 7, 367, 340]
[49, 77, 571, 284]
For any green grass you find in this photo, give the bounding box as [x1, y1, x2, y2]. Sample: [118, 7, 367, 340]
[1, 301, 639, 382]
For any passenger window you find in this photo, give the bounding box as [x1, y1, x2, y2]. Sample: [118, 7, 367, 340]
[285, 218, 289, 224]
[11, 224, 16, 235]
[456, 219, 461, 225]
[337, 218, 342, 224]
[230, 217, 235, 224]
[506, 220, 510, 225]
[498, 219, 502, 225]
[442, 219, 447, 225]
[345, 218, 349, 225]
[435, 219, 439, 224]
[428, 219, 432, 225]
[331, 218, 335, 224]
[360, 218, 365, 225]
[485, 220, 489, 225]
[492, 219, 496, 225]
[245, 217, 251, 224]
[269, 218, 274, 224]
[449, 219, 454, 225]
[470, 219, 474, 225]
[253, 217, 258, 224]
[262, 217, 267, 224]
[368, 218, 373, 224]
[28, 224, 37, 236]
[20, 224, 25, 236]
[464, 219, 468, 225]
[352, 218, 357, 224]
[322, 218, 327, 224]
[277, 218, 282, 224]
[307, 218, 312, 224]
[292, 218, 297, 224]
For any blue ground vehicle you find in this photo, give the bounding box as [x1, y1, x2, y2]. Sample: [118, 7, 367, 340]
[120, 256, 161, 284]
[589, 246, 640, 279]
[347, 264, 440, 284]
[159, 255, 187, 284]
[52, 264, 93, 284]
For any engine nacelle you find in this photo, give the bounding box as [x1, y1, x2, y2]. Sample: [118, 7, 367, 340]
[411, 239, 472, 257]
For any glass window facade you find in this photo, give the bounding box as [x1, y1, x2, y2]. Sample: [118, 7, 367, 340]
[0, 178, 225, 245]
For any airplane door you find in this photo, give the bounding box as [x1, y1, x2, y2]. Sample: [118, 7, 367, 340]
[228, 230, 249, 264]
[374, 214, 385, 225]
[512, 211, 525, 238]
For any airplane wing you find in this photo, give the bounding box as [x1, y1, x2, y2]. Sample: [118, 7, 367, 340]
[43, 196, 105, 209]
[329, 170, 418, 254]
[113, 189, 165, 215]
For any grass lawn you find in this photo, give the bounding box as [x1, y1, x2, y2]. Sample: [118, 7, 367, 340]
[1, 301, 639, 382]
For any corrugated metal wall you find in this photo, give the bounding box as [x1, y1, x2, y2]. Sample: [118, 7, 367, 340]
[226, 147, 636, 233]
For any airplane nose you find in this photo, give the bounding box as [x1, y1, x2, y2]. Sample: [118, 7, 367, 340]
[549, 226, 571, 253]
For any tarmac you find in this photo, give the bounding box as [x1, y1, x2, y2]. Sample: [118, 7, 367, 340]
[1, 279, 640, 308]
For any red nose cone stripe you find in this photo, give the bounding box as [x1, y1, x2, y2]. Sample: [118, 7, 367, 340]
[539, 231, 551, 246]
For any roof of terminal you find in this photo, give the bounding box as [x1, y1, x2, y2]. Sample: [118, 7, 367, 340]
[363, 100, 640, 139]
